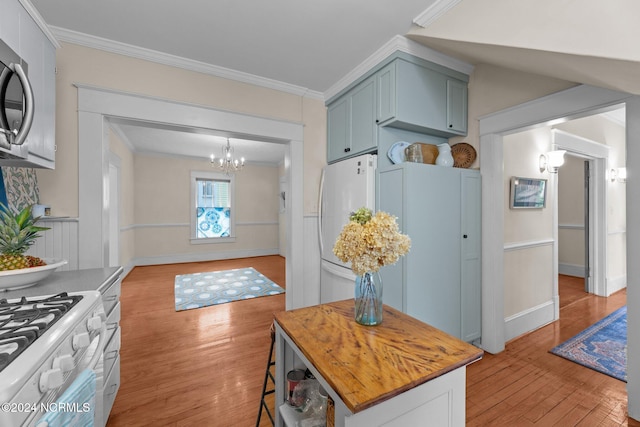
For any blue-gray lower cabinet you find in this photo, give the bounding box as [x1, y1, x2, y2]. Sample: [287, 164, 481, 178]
[377, 162, 481, 342]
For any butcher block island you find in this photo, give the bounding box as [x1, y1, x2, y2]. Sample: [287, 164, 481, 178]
[274, 300, 483, 427]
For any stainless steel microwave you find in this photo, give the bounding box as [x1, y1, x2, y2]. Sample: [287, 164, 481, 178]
[0, 38, 34, 150]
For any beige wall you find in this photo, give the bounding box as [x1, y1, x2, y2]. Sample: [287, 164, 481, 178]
[504, 128, 555, 243]
[448, 64, 576, 168]
[558, 155, 586, 269]
[133, 154, 279, 259]
[36, 42, 326, 218]
[500, 112, 627, 317]
[302, 96, 328, 214]
[503, 128, 556, 317]
[34, 42, 326, 265]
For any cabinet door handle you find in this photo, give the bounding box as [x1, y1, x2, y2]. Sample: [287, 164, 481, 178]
[375, 119, 379, 123]
[449, 124, 453, 128]
[463, 234, 468, 239]
[344, 148, 351, 153]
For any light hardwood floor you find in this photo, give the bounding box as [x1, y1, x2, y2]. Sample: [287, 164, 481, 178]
[108, 261, 636, 426]
[467, 275, 636, 426]
[107, 256, 286, 427]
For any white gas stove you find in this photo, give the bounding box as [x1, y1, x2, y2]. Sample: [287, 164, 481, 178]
[0, 291, 106, 427]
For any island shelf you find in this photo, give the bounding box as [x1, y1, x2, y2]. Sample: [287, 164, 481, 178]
[274, 300, 483, 427]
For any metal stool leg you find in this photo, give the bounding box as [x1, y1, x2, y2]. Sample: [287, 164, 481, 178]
[256, 323, 276, 427]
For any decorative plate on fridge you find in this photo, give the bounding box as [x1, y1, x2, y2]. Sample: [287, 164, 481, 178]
[0, 258, 67, 291]
[387, 141, 410, 164]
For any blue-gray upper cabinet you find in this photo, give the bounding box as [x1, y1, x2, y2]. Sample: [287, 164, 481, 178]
[327, 75, 377, 163]
[446, 78, 468, 134]
[376, 58, 468, 137]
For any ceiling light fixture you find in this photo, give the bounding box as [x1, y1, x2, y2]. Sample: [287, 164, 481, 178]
[211, 138, 245, 175]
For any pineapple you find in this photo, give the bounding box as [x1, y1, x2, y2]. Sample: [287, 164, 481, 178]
[0, 203, 49, 270]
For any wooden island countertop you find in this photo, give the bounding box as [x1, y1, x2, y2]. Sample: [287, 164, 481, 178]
[274, 299, 483, 414]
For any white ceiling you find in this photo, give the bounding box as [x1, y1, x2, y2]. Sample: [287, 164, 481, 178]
[29, 0, 436, 163]
[29, 0, 635, 163]
[29, 0, 435, 95]
[108, 118, 289, 164]
[407, 0, 640, 95]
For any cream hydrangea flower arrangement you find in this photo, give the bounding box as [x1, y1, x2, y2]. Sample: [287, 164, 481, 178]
[333, 207, 411, 276]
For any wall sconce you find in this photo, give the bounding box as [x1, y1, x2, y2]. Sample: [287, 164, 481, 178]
[539, 150, 566, 173]
[610, 167, 627, 183]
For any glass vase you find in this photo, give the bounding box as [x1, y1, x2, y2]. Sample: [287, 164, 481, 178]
[354, 271, 383, 326]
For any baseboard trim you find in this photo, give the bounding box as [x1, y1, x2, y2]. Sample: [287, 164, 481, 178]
[131, 248, 280, 267]
[505, 300, 555, 342]
[559, 263, 585, 278]
[121, 263, 135, 280]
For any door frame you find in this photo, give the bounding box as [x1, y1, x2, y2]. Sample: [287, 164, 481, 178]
[479, 84, 631, 354]
[76, 84, 305, 310]
[552, 129, 610, 297]
[108, 153, 121, 267]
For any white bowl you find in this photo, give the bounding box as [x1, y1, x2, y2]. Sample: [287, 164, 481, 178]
[0, 259, 68, 291]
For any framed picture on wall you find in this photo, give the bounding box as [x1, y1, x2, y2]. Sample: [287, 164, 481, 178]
[510, 177, 547, 209]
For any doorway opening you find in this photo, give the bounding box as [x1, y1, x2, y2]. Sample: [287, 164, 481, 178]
[76, 85, 305, 309]
[479, 85, 631, 354]
[554, 126, 616, 296]
[558, 154, 593, 308]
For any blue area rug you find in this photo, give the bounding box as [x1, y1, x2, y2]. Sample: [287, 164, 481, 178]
[174, 267, 284, 311]
[550, 306, 627, 382]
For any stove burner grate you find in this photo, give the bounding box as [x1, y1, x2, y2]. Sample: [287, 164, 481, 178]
[0, 292, 83, 372]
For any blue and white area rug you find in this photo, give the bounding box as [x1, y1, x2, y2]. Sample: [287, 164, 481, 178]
[174, 267, 285, 311]
[550, 306, 627, 382]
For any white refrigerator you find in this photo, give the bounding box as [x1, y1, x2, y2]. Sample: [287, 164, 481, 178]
[318, 154, 377, 303]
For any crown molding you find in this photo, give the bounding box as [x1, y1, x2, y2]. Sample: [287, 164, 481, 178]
[19, 0, 60, 48]
[51, 26, 324, 101]
[413, 0, 463, 28]
[324, 35, 474, 102]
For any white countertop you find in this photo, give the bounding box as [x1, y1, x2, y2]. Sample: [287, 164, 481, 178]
[0, 266, 123, 299]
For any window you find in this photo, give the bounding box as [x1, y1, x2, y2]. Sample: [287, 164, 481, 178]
[190, 171, 236, 243]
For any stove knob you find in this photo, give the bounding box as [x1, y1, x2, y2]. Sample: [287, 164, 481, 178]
[87, 315, 103, 332]
[39, 368, 64, 392]
[72, 332, 91, 350]
[52, 354, 74, 372]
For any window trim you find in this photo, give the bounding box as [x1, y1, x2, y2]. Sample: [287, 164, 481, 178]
[190, 170, 236, 244]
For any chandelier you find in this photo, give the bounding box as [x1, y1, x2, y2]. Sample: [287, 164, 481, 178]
[211, 138, 245, 175]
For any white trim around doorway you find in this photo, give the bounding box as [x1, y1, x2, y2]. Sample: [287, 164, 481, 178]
[478, 84, 631, 355]
[76, 84, 305, 310]
[553, 129, 610, 297]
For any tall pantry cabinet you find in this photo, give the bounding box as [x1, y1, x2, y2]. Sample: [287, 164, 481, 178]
[377, 162, 481, 342]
